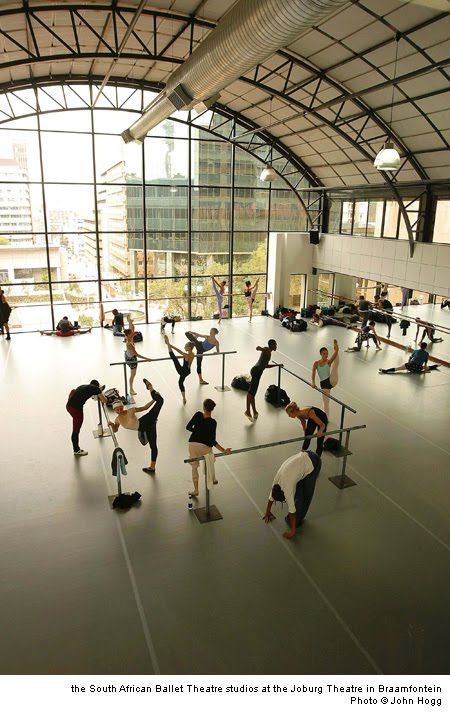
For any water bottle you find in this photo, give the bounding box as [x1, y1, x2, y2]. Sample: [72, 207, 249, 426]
[188, 494, 193, 511]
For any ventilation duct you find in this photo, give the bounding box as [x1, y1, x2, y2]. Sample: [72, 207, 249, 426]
[122, 0, 347, 143]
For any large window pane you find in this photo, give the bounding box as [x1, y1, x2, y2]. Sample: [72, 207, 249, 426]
[1, 282, 52, 331]
[191, 139, 231, 186]
[0, 235, 65, 283]
[192, 187, 231, 231]
[191, 232, 229, 276]
[353, 200, 368, 235]
[383, 201, 399, 238]
[146, 233, 188, 278]
[327, 199, 341, 233]
[41, 132, 93, 182]
[433, 200, 450, 244]
[341, 201, 354, 234]
[44, 184, 95, 231]
[99, 232, 144, 279]
[145, 184, 188, 231]
[234, 188, 269, 230]
[95, 133, 142, 182]
[270, 189, 307, 231]
[234, 146, 268, 187]
[288, 274, 306, 309]
[0, 128, 42, 181]
[147, 278, 189, 321]
[233, 233, 267, 275]
[367, 200, 383, 237]
[144, 136, 189, 183]
[398, 199, 420, 241]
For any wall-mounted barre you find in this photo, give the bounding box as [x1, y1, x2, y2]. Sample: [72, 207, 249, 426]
[184, 424, 367, 523]
[110, 350, 237, 396]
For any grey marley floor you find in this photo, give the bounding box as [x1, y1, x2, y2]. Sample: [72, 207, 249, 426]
[1, 312, 449, 675]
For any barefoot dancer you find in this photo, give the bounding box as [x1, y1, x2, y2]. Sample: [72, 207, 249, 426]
[164, 334, 194, 404]
[211, 276, 226, 323]
[124, 325, 151, 395]
[186, 398, 231, 496]
[285, 402, 328, 457]
[311, 339, 339, 416]
[245, 339, 279, 421]
[109, 380, 164, 474]
[185, 327, 219, 385]
[244, 278, 259, 321]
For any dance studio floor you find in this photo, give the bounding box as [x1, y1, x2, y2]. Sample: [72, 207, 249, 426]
[1, 312, 449, 675]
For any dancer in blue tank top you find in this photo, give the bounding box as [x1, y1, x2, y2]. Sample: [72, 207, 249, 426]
[311, 339, 339, 416]
[185, 328, 220, 385]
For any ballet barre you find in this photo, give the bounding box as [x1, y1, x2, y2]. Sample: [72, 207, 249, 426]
[184, 424, 367, 523]
[110, 350, 237, 396]
[93, 400, 132, 508]
[273, 362, 357, 451]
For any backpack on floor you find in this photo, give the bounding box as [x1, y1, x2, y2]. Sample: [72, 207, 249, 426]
[231, 374, 251, 391]
[265, 384, 290, 407]
[112, 491, 142, 509]
[323, 437, 341, 453]
[290, 318, 307, 332]
[133, 331, 143, 342]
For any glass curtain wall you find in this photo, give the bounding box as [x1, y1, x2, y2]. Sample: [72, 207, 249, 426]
[0, 85, 310, 332]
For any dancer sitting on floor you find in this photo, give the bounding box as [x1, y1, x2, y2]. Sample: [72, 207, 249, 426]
[124, 323, 151, 395]
[164, 334, 194, 404]
[185, 327, 219, 385]
[41, 316, 91, 336]
[285, 402, 328, 457]
[379, 342, 438, 375]
[109, 380, 164, 475]
[346, 320, 381, 352]
[186, 398, 231, 496]
[263, 451, 322, 540]
[311, 339, 339, 416]
[415, 317, 443, 344]
[211, 276, 226, 324]
[243, 278, 259, 321]
[245, 339, 279, 422]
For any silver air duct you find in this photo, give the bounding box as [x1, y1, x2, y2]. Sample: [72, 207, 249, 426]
[122, 0, 346, 143]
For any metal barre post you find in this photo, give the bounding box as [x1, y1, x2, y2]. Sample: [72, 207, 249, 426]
[92, 398, 112, 439]
[277, 363, 282, 406]
[193, 458, 223, 524]
[328, 430, 356, 488]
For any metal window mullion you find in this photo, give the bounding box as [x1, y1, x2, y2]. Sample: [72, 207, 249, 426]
[142, 140, 148, 322]
[188, 119, 192, 319]
[35, 91, 55, 329]
[89, 93, 103, 316]
[266, 170, 271, 310]
[229, 136, 235, 318]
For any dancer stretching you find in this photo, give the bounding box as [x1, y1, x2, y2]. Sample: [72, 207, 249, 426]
[211, 276, 226, 323]
[311, 339, 339, 416]
[415, 318, 443, 344]
[164, 334, 194, 404]
[109, 380, 164, 474]
[346, 321, 381, 352]
[245, 339, 279, 421]
[40, 316, 91, 336]
[379, 342, 438, 375]
[186, 398, 231, 496]
[185, 328, 219, 385]
[244, 278, 259, 321]
[285, 402, 328, 457]
[124, 325, 151, 395]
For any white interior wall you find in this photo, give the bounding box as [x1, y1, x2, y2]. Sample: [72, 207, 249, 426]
[268, 231, 313, 309]
[313, 234, 450, 298]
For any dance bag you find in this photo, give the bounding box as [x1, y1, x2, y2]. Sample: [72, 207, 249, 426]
[265, 385, 290, 407]
[231, 375, 251, 391]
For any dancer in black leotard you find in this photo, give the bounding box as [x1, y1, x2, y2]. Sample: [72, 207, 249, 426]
[164, 334, 194, 404]
[285, 402, 328, 457]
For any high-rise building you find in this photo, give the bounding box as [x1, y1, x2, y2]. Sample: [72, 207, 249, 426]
[0, 158, 33, 243]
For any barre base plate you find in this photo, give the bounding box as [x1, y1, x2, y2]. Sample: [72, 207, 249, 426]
[93, 428, 112, 439]
[328, 474, 357, 489]
[214, 385, 231, 392]
[194, 505, 223, 523]
[330, 447, 352, 458]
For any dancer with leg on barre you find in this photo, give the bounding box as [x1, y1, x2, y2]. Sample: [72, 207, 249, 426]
[164, 334, 194, 404]
[311, 339, 339, 416]
[263, 451, 322, 539]
[244, 278, 259, 321]
[245, 339, 279, 422]
[186, 398, 231, 496]
[109, 380, 164, 474]
[124, 324, 151, 396]
[185, 327, 219, 385]
[211, 276, 226, 324]
[285, 402, 328, 457]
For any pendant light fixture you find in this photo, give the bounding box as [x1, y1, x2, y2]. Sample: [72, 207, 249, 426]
[374, 32, 402, 172]
[260, 95, 278, 182]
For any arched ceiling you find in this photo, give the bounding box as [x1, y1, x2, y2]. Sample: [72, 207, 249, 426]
[0, 0, 449, 188]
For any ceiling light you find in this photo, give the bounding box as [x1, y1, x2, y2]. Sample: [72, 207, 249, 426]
[260, 164, 277, 182]
[374, 32, 402, 173]
[374, 141, 401, 171]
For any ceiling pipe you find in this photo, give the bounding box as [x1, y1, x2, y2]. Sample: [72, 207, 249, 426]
[121, 0, 347, 143]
